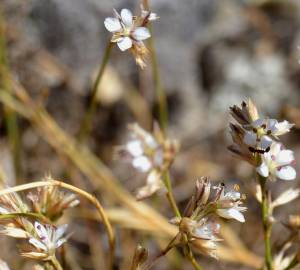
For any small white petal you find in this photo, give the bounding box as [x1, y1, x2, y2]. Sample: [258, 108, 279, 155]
[217, 208, 245, 222]
[126, 140, 143, 157]
[55, 238, 67, 249]
[276, 150, 294, 166]
[117, 37, 132, 51]
[276, 166, 296, 181]
[270, 143, 281, 156]
[132, 27, 151, 41]
[243, 131, 257, 146]
[256, 162, 269, 177]
[120, 9, 133, 27]
[273, 120, 294, 136]
[260, 136, 272, 149]
[252, 118, 265, 128]
[29, 238, 47, 251]
[104, 18, 122, 32]
[55, 224, 68, 241]
[132, 156, 151, 172]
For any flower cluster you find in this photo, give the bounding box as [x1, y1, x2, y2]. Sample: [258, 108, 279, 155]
[0, 178, 78, 266]
[27, 177, 80, 221]
[104, 6, 158, 68]
[170, 178, 246, 258]
[21, 222, 69, 261]
[116, 123, 179, 200]
[229, 99, 296, 181]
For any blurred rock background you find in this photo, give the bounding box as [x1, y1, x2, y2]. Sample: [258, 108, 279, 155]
[1, 0, 300, 269]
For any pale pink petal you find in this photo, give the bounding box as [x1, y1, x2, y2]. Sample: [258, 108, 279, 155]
[104, 18, 122, 32]
[132, 27, 151, 41]
[276, 166, 296, 181]
[117, 37, 132, 51]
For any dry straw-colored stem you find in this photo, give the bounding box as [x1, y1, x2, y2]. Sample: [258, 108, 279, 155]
[0, 179, 115, 270]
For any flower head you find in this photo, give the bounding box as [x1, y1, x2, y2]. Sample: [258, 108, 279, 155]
[21, 222, 68, 260]
[104, 7, 158, 68]
[27, 176, 80, 221]
[243, 118, 293, 151]
[256, 143, 296, 181]
[179, 217, 221, 258]
[116, 123, 178, 199]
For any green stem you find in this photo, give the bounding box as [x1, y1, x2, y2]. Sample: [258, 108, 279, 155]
[258, 173, 273, 270]
[78, 41, 113, 142]
[187, 245, 203, 270]
[50, 256, 63, 270]
[164, 172, 181, 218]
[143, 1, 168, 133]
[0, 12, 22, 181]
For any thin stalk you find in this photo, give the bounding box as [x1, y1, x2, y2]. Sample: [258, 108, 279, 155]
[51, 256, 63, 270]
[164, 172, 181, 218]
[258, 173, 273, 270]
[78, 42, 113, 142]
[0, 12, 22, 181]
[186, 244, 203, 270]
[0, 179, 116, 270]
[142, 234, 178, 270]
[143, 0, 168, 133]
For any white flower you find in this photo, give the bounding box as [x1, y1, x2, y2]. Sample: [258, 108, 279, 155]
[179, 217, 221, 259]
[256, 143, 296, 181]
[116, 123, 178, 199]
[22, 222, 68, 260]
[140, 6, 159, 22]
[243, 118, 293, 150]
[216, 188, 247, 223]
[104, 8, 151, 51]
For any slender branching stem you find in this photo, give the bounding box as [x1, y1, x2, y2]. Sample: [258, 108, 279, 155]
[78, 41, 114, 142]
[50, 255, 63, 270]
[0, 179, 116, 270]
